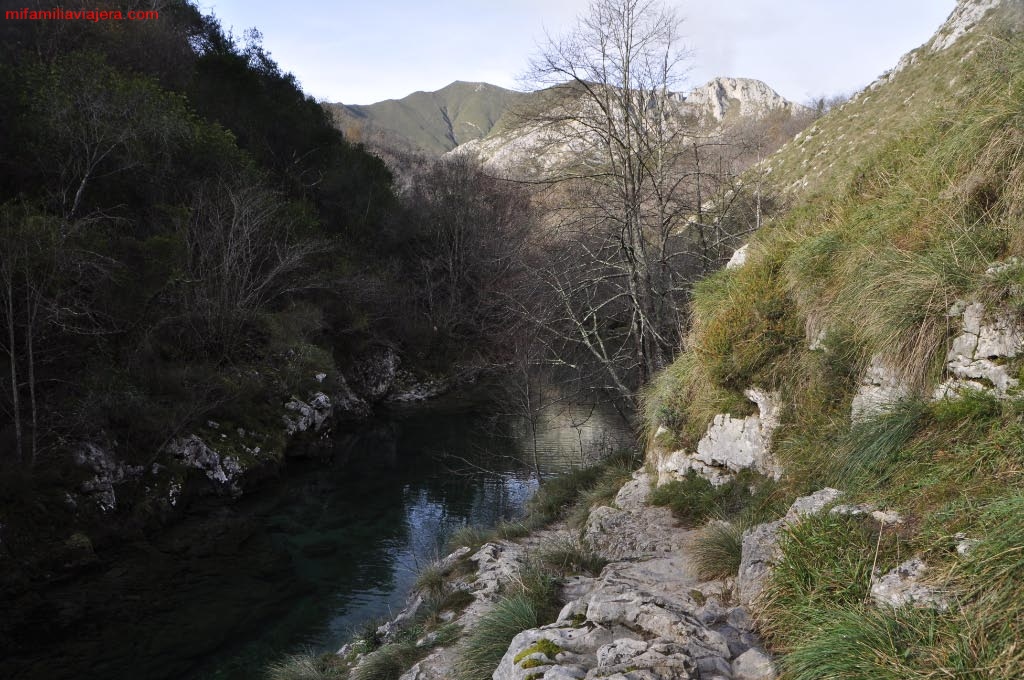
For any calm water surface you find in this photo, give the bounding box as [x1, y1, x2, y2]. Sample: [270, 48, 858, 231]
[6, 397, 633, 680]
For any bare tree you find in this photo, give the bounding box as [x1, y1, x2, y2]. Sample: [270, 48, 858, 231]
[513, 0, 700, 403]
[184, 178, 327, 353]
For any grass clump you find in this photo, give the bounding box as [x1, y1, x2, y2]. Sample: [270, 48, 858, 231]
[266, 652, 347, 680]
[833, 399, 928, 490]
[456, 560, 561, 680]
[692, 521, 746, 581]
[350, 642, 420, 680]
[642, 352, 754, 447]
[759, 512, 908, 652]
[456, 595, 543, 680]
[649, 470, 777, 527]
[413, 563, 448, 601]
[536, 536, 608, 577]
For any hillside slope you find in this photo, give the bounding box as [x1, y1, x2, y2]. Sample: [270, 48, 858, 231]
[328, 81, 524, 155]
[643, 0, 1024, 674]
[451, 77, 809, 175]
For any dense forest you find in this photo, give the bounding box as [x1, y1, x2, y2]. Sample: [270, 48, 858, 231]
[0, 0, 538, 601]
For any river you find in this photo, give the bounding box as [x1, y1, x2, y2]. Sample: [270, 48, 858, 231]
[4, 395, 633, 680]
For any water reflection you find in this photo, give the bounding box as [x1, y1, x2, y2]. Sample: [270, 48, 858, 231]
[4, 398, 634, 680]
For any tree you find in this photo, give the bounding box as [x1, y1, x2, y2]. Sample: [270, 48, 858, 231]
[183, 177, 327, 355]
[518, 0, 699, 402]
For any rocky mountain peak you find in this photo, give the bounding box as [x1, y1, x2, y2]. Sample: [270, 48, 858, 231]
[930, 0, 1004, 52]
[677, 77, 807, 122]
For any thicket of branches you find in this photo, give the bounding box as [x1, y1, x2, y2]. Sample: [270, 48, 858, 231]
[0, 1, 532, 474]
[501, 0, 809, 408]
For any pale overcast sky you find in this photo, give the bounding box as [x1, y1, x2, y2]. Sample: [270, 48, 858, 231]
[199, 0, 957, 105]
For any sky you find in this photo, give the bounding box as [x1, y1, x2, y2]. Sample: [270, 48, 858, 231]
[199, 0, 958, 106]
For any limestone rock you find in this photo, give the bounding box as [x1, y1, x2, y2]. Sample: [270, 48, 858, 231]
[934, 300, 1021, 400]
[928, 0, 1002, 53]
[682, 77, 809, 122]
[737, 520, 785, 607]
[784, 488, 842, 522]
[851, 355, 911, 423]
[72, 442, 143, 512]
[656, 389, 781, 487]
[732, 647, 776, 680]
[871, 558, 949, 611]
[166, 435, 244, 497]
[468, 542, 527, 600]
[349, 345, 399, 400]
[726, 244, 749, 269]
[283, 392, 333, 435]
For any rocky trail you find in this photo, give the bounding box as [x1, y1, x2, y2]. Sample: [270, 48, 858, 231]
[393, 472, 777, 680]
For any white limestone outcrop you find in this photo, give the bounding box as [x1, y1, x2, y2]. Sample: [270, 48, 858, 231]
[870, 558, 949, 611]
[850, 355, 911, 423]
[657, 388, 782, 487]
[933, 300, 1021, 400]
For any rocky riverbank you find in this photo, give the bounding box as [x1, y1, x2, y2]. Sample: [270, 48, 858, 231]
[346, 470, 815, 680]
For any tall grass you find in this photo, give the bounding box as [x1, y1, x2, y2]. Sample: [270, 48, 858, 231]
[266, 652, 346, 680]
[455, 559, 561, 680]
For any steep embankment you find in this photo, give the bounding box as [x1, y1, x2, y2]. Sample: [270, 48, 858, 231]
[643, 0, 1024, 675]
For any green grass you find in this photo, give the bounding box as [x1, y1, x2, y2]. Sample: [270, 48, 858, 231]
[536, 536, 608, 577]
[691, 520, 745, 581]
[759, 512, 908, 652]
[649, 470, 778, 527]
[641, 13, 1024, 680]
[833, 399, 928, 490]
[455, 595, 544, 680]
[350, 642, 421, 680]
[266, 652, 347, 680]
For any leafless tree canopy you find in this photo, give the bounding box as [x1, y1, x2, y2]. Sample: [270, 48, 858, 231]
[510, 0, 769, 404]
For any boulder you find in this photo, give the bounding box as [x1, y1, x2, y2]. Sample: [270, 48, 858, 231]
[656, 389, 782, 486]
[933, 299, 1021, 400]
[870, 558, 949, 611]
[166, 435, 244, 497]
[283, 392, 333, 435]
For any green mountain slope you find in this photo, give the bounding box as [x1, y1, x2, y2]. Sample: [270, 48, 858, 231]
[328, 81, 525, 155]
[646, 0, 1024, 674]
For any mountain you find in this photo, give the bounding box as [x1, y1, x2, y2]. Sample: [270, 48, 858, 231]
[329, 77, 807, 163]
[679, 76, 806, 121]
[449, 77, 809, 175]
[327, 81, 524, 155]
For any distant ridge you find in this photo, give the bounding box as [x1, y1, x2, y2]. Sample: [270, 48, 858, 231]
[327, 81, 524, 156]
[329, 77, 806, 160]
